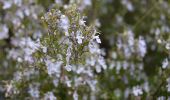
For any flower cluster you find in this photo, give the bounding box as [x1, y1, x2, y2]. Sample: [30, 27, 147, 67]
[38, 5, 106, 98]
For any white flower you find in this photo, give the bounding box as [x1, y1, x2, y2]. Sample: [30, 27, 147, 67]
[24, 8, 30, 16]
[44, 92, 57, 100]
[16, 10, 24, 19]
[88, 42, 100, 54]
[157, 39, 162, 44]
[76, 31, 84, 44]
[82, 0, 91, 6]
[53, 79, 59, 87]
[86, 57, 96, 66]
[167, 84, 170, 92]
[58, 15, 70, 36]
[121, 0, 134, 11]
[20, 37, 40, 52]
[5, 82, 13, 97]
[167, 78, 170, 92]
[157, 96, 166, 100]
[95, 65, 101, 73]
[66, 44, 72, 64]
[143, 82, 149, 93]
[93, 35, 101, 43]
[14, 0, 22, 6]
[65, 77, 72, 87]
[7, 49, 20, 60]
[76, 67, 85, 74]
[166, 43, 170, 50]
[55, 0, 63, 5]
[132, 86, 143, 96]
[0, 24, 9, 40]
[127, 30, 134, 46]
[74, 77, 84, 86]
[65, 64, 72, 72]
[73, 91, 78, 100]
[42, 46, 47, 53]
[79, 17, 86, 26]
[112, 52, 117, 59]
[45, 60, 62, 77]
[79, 0, 92, 11]
[23, 48, 34, 63]
[13, 71, 22, 81]
[137, 36, 147, 57]
[20, 38, 40, 63]
[98, 56, 107, 70]
[12, 17, 21, 27]
[162, 58, 169, 69]
[95, 19, 101, 27]
[3, 1, 12, 9]
[87, 80, 97, 91]
[28, 84, 40, 98]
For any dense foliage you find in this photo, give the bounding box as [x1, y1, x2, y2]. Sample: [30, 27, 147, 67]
[0, 0, 170, 99]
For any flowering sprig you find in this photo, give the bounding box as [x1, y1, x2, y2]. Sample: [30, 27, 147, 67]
[8, 5, 106, 99]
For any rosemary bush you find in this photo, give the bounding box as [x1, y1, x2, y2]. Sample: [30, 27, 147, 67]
[0, 0, 170, 100]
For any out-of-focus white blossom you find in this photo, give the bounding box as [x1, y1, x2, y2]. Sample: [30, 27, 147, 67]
[2, 1, 12, 9]
[82, 0, 91, 6]
[95, 19, 101, 27]
[88, 42, 100, 54]
[127, 30, 134, 47]
[28, 84, 40, 98]
[45, 59, 63, 77]
[121, 0, 134, 11]
[22, 68, 39, 81]
[5, 82, 13, 97]
[78, 0, 92, 11]
[14, 0, 22, 6]
[162, 58, 169, 69]
[53, 79, 59, 87]
[157, 96, 166, 100]
[7, 49, 21, 60]
[137, 36, 147, 57]
[157, 39, 162, 44]
[17, 57, 23, 63]
[167, 78, 170, 92]
[167, 84, 170, 92]
[55, 0, 63, 5]
[44, 92, 57, 100]
[86, 57, 96, 66]
[66, 44, 72, 64]
[166, 43, 170, 50]
[13, 71, 22, 81]
[143, 82, 150, 93]
[73, 91, 78, 100]
[20, 37, 40, 52]
[74, 77, 84, 86]
[132, 86, 143, 96]
[98, 56, 107, 70]
[19, 37, 40, 63]
[79, 17, 86, 26]
[16, 10, 24, 19]
[76, 31, 84, 44]
[65, 64, 72, 72]
[0, 24, 9, 40]
[87, 80, 97, 91]
[95, 65, 101, 73]
[58, 15, 70, 36]
[93, 35, 101, 43]
[65, 76, 72, 87]
[42, 46, 47, 53]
